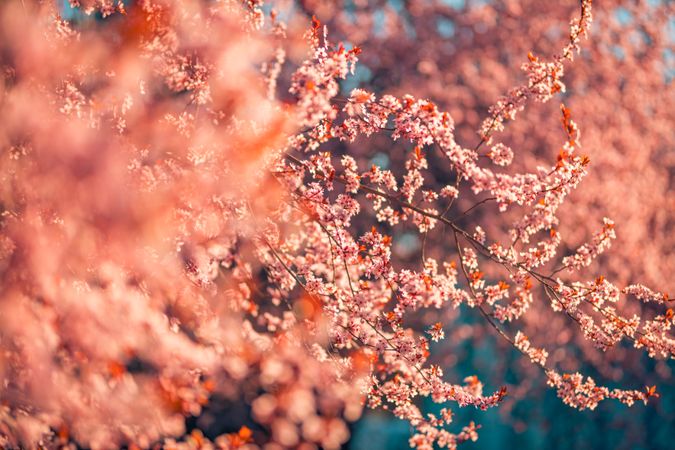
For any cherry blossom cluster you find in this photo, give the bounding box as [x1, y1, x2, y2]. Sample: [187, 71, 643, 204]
[513, 332, 548, 367]
[272, 0, 671, 444]
[562, 218, 616, 270]
[289, 19, 360, 128]
[545, 371, 655, 411]
[285, 0, 674, 444]
[478, 0, 593, 145]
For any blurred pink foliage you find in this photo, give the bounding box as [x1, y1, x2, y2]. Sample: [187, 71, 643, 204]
[0, 0, 672, 449]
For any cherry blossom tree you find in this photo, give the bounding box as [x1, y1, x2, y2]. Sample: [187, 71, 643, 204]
[0, 1, 672, 449]
[294, 3, 674, 442]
